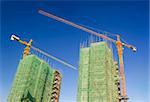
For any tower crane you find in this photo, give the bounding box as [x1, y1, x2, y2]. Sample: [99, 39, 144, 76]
[10, 34, 77, 70]
[38, 9, 137, 102]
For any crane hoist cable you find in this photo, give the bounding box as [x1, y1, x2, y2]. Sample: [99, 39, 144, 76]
[38, 9, 137, 102]
[10, 35, 77, 70]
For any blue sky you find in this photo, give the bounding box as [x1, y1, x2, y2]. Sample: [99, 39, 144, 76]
[0, 1, 149, 102]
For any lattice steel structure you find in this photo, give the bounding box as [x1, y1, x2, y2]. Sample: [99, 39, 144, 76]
[8, 55, 61, 102]
[77, 42, 120, 102]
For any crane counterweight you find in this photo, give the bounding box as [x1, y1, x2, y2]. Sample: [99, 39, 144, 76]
[11, 35, 20, 41]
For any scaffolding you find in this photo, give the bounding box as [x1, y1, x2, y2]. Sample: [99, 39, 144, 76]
[77, 42, 120, 102]
[77, 47, 89, 102]
[8, 55, 61, 102]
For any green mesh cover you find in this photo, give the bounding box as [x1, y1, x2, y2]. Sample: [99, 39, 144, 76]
[77, 47, 89, 102]
[8, 55, 55, 102]
[77, 42, 119, 102]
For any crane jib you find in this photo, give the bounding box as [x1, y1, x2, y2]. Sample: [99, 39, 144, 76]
[38, 9, 136, 52]
[38, 10, 116, 43]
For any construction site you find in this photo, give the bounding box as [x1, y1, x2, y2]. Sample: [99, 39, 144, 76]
[5, 8, 138, 102]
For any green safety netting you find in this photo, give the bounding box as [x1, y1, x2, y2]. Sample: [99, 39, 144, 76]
[77, 42, 119, 102]
[8, 55, 56, 102]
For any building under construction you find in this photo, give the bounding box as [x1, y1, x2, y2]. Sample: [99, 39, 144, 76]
[38, 10, 136, 102]
[8, 34, 77, 102]
[77, 42, 120, 102]
[7, 9, 136, 102]
[8, 55, 61, 102]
